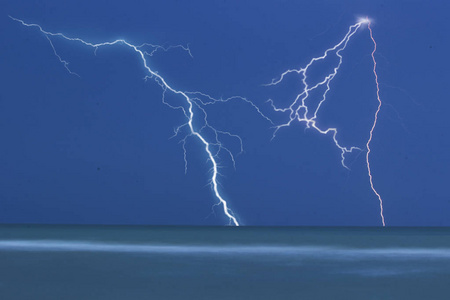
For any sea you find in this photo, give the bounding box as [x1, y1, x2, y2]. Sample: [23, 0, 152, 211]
[0, 225, 449, 299]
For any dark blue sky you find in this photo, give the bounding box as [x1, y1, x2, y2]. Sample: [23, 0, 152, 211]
[1, 0, 449, 226]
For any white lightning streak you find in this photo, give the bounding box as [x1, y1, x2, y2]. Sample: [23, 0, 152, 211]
[367, 19, 386, 226]
[267, 21, 366, 169]
[266, 18, 387, 226]
[10, 16, 271, 226]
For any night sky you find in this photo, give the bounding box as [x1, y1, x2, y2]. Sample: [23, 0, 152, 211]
[1, 0, 449, 226]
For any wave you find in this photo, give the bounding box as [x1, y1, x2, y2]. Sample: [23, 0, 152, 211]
[0, 240, 449, 260]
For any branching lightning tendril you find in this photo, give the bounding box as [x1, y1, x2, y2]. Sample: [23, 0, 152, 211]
[266, 17, 386, 226]
[10, 16, 273, 226]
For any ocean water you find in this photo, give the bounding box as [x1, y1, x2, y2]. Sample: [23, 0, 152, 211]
[0, 226, 449, 299]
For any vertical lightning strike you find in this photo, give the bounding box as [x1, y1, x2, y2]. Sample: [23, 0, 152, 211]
[10, 16, 271, 226]
[267, 18, 387, 226]
[367, 19, 386, 227]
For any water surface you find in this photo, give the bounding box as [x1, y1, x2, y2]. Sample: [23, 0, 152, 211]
[0, 225, 449, 299]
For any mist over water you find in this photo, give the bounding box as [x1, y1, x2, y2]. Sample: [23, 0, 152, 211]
[1, 226, 449, 299]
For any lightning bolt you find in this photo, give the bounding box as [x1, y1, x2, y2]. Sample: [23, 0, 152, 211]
[266, 21, 364, 169]
[10, 16, 272, 226]
[266, 17, 386, 226]
[367, 19, 386, 227]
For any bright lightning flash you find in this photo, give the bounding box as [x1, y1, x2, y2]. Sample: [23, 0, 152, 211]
[266, 17, 386, 226]
[10, 16, 272, 226]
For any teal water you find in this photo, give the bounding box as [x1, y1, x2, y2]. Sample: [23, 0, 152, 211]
[0, 225, 449, 299]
